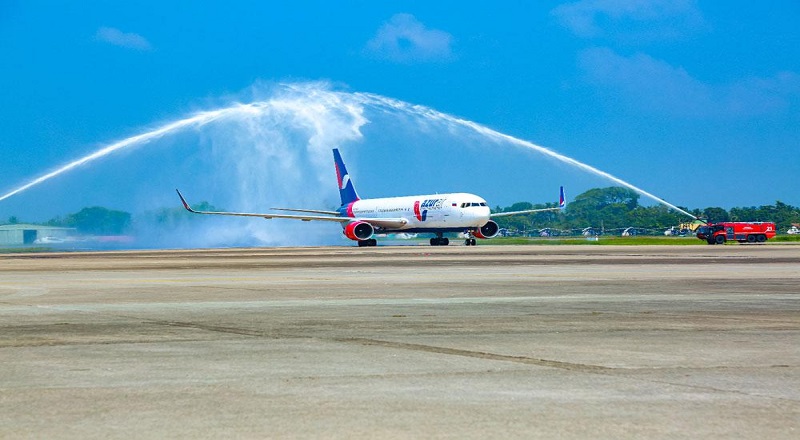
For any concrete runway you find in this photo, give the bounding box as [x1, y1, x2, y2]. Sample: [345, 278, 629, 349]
[1, 245, 799, 439]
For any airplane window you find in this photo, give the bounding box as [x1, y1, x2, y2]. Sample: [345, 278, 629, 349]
[471, 203, 479, 206]
[460, 203, 467, 208]
[480, 203, 487, 206]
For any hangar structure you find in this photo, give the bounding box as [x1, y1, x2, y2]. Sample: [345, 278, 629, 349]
[0, 224, 75, 246]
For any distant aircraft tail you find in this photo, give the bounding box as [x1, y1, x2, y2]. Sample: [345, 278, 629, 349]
[333, 148, 360, 206]
[559, 186, 566, 209]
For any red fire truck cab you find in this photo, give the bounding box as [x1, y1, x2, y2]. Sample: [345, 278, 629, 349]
[695, 222, 776, 245]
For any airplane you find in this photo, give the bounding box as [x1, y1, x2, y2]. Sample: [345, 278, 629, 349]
[176, 148, 565, 247]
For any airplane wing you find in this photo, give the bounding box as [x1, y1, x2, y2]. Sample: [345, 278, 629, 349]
[177, 190, 408, 228]
[490, 186, 566, 218]
[268, 209, 411, 228]
[177, 190, 352, 222]
[356, 217, 409, 229]
[269, 207, 341, 216]
[491, 206, 561, 217]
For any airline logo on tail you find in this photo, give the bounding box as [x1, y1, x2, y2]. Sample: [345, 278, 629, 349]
[333, 148, 359, 205]
[559, 186, 566, 209]
[335, 164, 350, 190]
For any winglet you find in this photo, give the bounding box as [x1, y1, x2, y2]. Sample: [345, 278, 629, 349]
[176, 189, 197, 213]
[559, 186, 566, 209]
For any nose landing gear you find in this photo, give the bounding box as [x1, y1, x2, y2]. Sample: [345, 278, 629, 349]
[464, 231, 477, 246]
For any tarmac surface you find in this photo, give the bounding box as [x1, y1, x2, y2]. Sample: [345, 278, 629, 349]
[1, 244, 799, 439]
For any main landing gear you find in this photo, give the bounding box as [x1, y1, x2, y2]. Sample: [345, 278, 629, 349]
[429, 232, 478, 246]
[430, 232, 449, 246]
[357, 239, 378, 247]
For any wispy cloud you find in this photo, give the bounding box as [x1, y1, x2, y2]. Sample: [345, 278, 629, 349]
[365, 13, 453, 63]
[552, 0, 706, 40]
[95, 26, 152, 51]
[579, 47, 800, 117]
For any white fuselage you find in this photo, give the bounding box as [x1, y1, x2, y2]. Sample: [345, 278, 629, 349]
[349, 192, 491, 231]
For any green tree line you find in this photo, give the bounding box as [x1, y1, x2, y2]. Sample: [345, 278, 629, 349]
[492, 187, 800, 235]
[4, 187, 799, 236]
[45, 207, 132, 235]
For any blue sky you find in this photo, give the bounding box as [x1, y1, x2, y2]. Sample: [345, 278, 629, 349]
[1, 0, 799, 224]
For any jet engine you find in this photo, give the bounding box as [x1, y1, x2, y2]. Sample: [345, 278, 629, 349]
[343, 221, 374, 241]
[474, 220, 500, 239]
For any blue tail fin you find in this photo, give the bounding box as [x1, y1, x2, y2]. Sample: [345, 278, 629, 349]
[333, 148, 360, 206]
[559, 186, 566, 209]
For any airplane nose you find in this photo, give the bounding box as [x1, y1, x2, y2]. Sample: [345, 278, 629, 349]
[477, 207, 491, 222]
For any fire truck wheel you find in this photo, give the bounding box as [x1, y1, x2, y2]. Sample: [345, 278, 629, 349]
[746, 234, 756, 243]
[757, 234, 767, 243]
[714, 235, 726, 245]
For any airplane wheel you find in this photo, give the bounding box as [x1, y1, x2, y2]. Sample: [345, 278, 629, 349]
[442, 238, 449, 246]
[430, 238, 438, 246]
[368, 239, 377, 246]
[470, 238, 477, 246]
[358, 240, 367, 247]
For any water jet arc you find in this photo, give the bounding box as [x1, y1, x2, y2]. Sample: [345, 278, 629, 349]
[0, 84, 696, 221]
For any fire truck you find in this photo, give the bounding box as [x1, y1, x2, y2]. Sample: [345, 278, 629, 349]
[695, 222, 776, 245]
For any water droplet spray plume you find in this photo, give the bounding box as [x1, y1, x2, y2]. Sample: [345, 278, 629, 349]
[0, 82, 696, 222]
[0, 104, 250, 203]
[353, 91, 697, 220]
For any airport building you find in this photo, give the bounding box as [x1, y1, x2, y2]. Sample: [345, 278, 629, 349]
[0, 224, 76, 246]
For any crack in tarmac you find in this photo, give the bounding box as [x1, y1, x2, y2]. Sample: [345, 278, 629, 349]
[145, 319, 800, 404]
[142, 318, 615, 372]
[334, 336, 616, 372]
[4, 313, 798, 405]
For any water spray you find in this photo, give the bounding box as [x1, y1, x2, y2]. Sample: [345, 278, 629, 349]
[0, 82, 697, 222]
[353, 92, 698, 221]
[0, 104, 259, 203]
